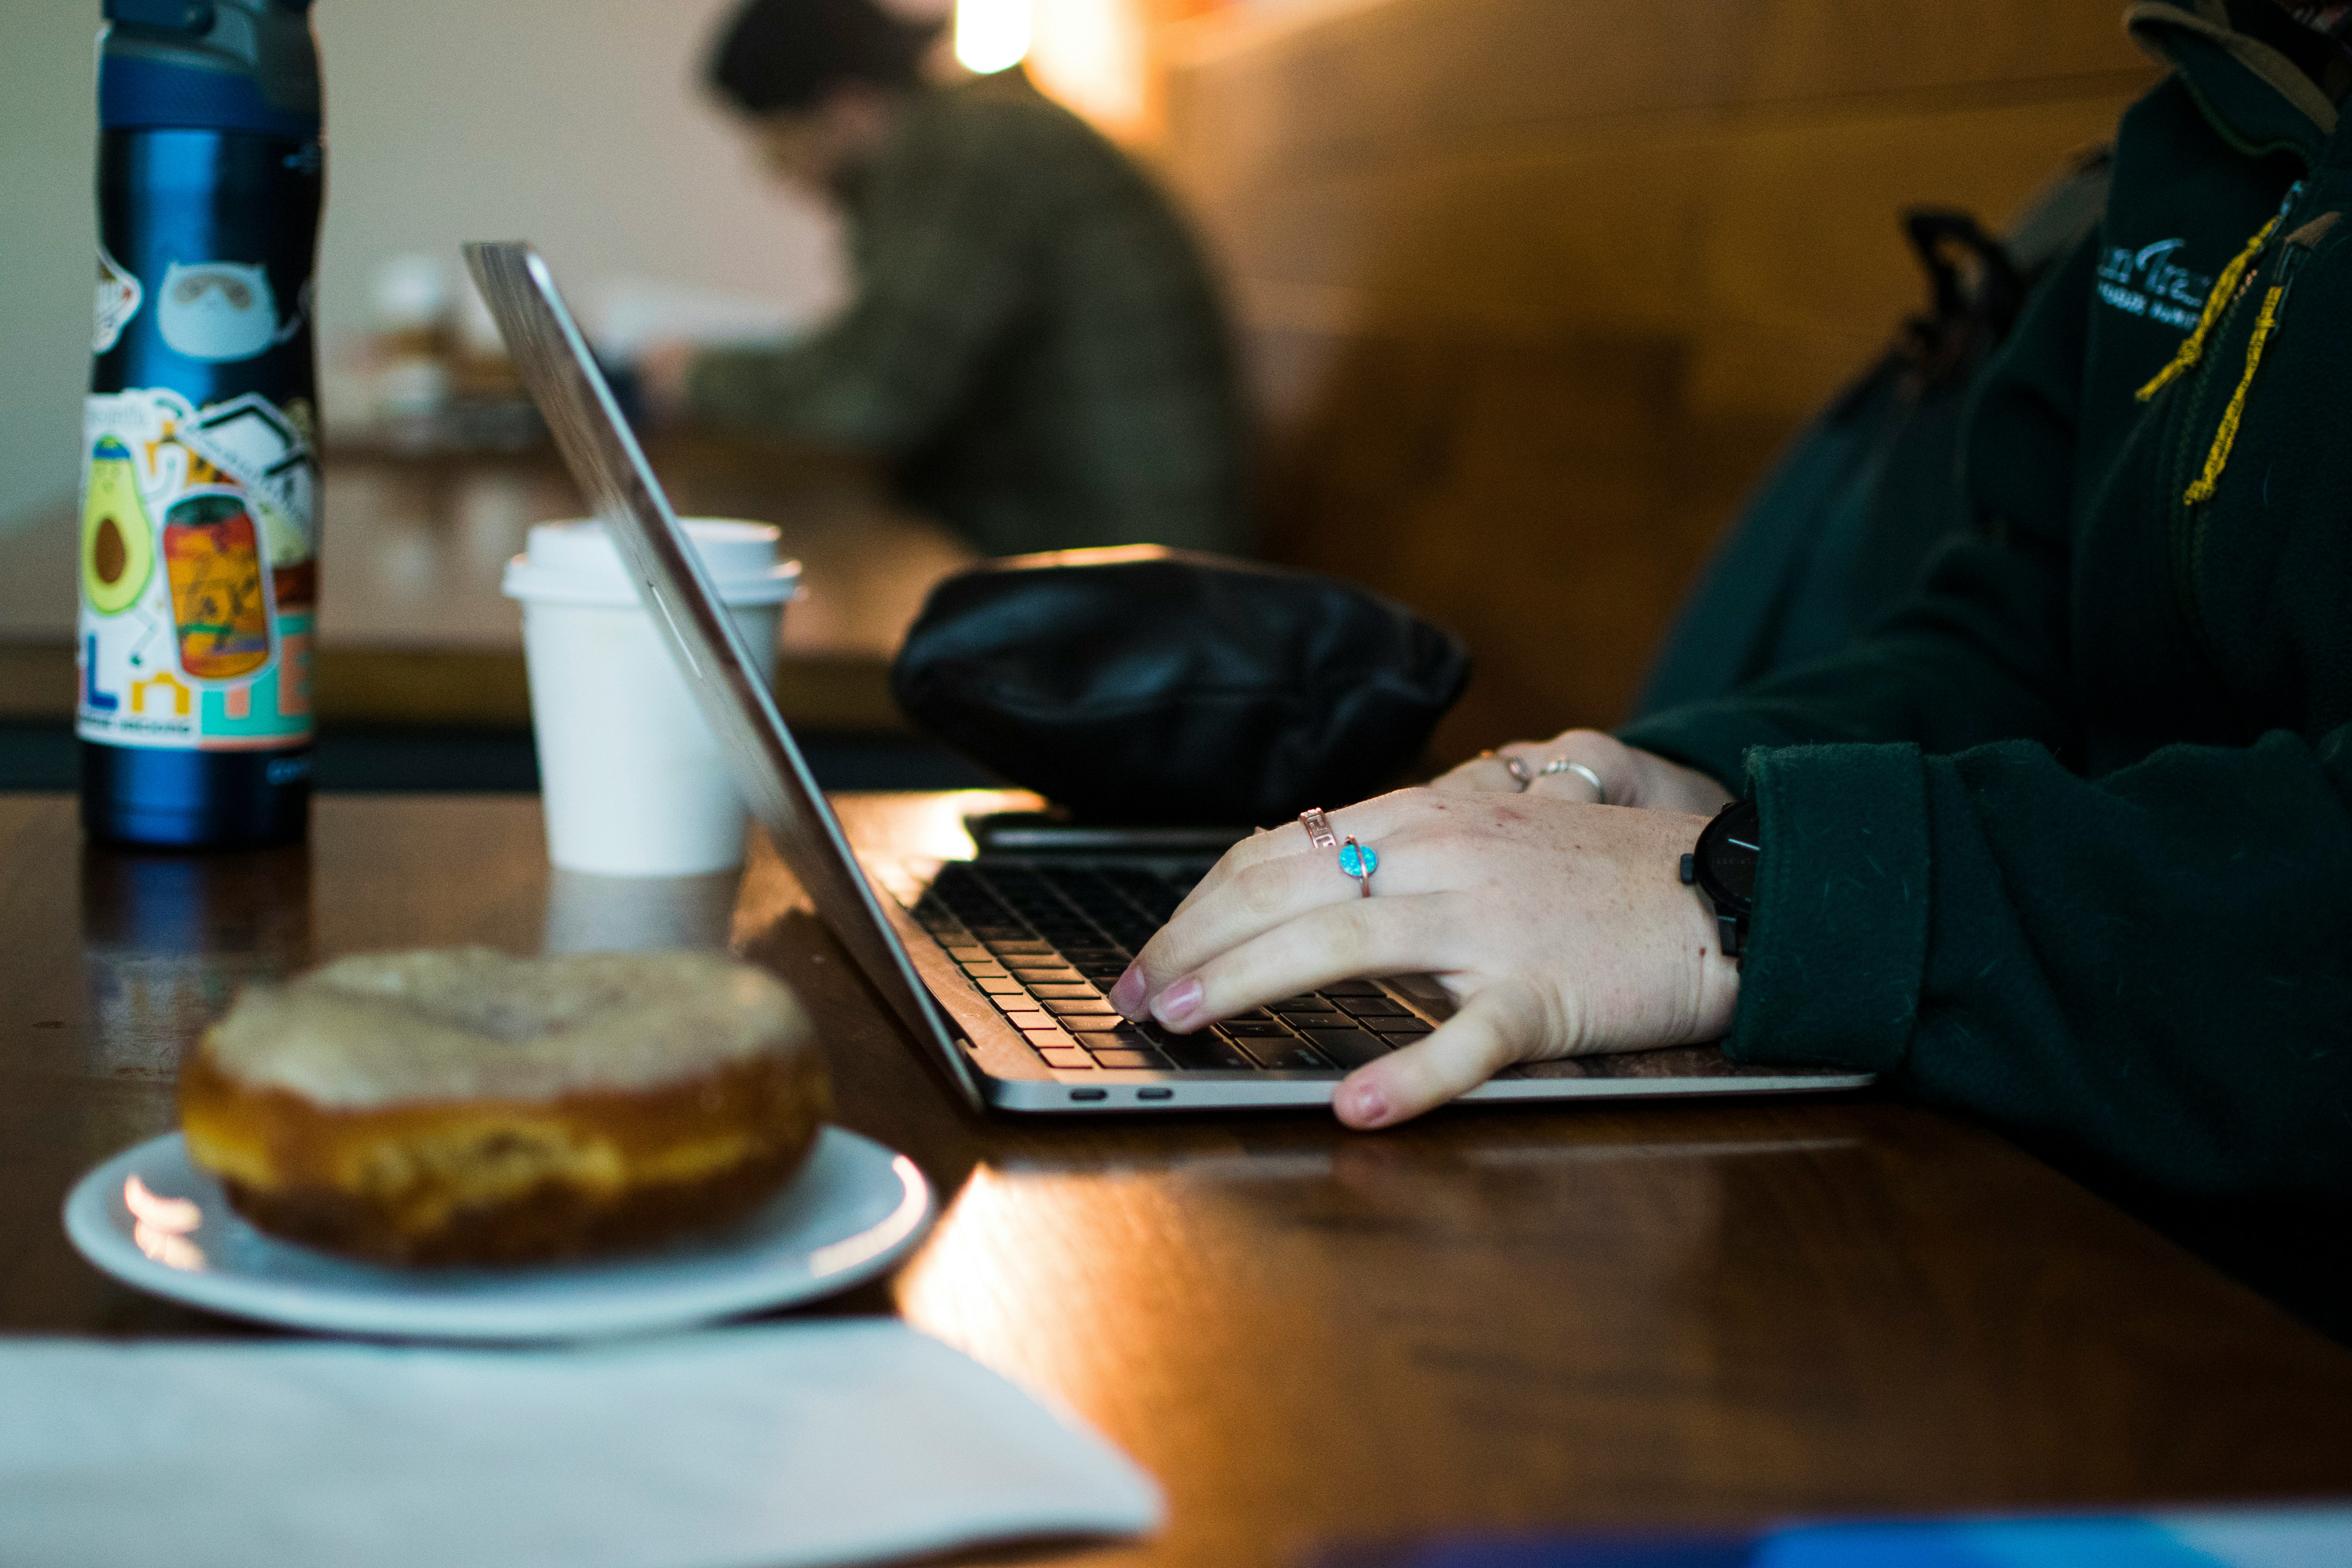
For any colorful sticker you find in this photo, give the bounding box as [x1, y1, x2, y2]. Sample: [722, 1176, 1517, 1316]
[162, 490, 273, 679]
[156, 260, 304, 363]
[80, 435, 156, 615]
[94, 245, 143, 354]
[77, 388, 318, 752]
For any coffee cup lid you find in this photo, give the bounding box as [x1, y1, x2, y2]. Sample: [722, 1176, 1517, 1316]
[501, 519, 801, 607]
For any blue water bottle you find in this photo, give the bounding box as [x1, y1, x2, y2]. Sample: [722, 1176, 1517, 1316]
[80, 0, 323, 847]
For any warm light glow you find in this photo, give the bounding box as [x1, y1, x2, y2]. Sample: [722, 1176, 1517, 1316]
[1026, 0, 1148, 139]
[125, 1175, 207, 1272]
[124, 1175, 201, 1232]
[955, 0, 1031, 74]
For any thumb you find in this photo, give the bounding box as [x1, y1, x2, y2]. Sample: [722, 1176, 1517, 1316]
[1334, 982, 1546, 1129]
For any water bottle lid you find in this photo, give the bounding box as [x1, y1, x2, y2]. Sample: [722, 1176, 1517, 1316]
[100, 0, 321, 137]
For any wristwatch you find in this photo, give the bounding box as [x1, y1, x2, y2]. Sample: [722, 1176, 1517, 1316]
[1680, 798, 1761, 961]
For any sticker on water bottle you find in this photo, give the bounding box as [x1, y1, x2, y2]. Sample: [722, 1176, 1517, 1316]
[93, 245, 143, 355]
[76, 387, 318, 752]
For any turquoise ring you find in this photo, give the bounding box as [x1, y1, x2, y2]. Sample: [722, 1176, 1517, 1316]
[1338, 836, 1378, 897]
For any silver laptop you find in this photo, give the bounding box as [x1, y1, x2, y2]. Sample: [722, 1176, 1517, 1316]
[465, 241, 1873, 1115]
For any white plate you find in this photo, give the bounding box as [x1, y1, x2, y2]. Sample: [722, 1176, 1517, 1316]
[63, 1126, 933, 1343]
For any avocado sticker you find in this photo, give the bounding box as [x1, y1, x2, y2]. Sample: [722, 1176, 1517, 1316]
[81, 434, 156, 616]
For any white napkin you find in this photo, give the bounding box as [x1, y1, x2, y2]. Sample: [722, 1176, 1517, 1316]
[0, 1319, 1160, 1568]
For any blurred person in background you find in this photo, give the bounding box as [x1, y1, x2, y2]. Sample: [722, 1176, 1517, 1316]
[643, 0, 1251, 558]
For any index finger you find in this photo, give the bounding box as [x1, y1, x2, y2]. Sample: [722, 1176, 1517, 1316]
[1125, 791, 1430, 1011]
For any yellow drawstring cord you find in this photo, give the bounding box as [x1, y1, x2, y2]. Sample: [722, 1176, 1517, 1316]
[2183, 282, 2283, 505]
[2135, 212, 2285, 403]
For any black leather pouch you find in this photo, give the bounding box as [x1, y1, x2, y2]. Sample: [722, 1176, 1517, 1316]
[890, 547, 1472, 825]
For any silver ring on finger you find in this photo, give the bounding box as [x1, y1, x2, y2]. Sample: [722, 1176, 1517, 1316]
[1540, 758, 1607, 803]
[1480, 749, 1534, 791]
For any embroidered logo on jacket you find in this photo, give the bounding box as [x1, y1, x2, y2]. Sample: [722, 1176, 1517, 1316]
[2097, 240, 2214, 331]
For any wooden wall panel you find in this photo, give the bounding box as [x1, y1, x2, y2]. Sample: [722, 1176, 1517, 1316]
[1688, 94, 2131, 414]
[1160, 0, 2160, 751]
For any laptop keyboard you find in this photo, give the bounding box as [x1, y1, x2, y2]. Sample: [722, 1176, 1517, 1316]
[909, 860, 1437, 1074]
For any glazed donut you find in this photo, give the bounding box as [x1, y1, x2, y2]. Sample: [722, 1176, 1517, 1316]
[179, 947, 830, 1266]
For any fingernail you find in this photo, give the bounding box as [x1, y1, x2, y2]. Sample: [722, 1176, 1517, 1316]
[1108, 963, 1146, 1018]
[1151, 976, 1203, 1027]
[1345, 1078, 1389, 1127]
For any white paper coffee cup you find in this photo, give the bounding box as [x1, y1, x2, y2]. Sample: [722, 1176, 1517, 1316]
[501, 519, 800, 877]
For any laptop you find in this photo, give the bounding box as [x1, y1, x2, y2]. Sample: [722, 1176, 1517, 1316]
[464, 241, 1874, 1115]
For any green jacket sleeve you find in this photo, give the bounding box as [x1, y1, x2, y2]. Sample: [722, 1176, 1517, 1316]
[1617, 232, 2103, 789]
[688, 107, 1042, 454]
[1734, 725, 2352, 1220]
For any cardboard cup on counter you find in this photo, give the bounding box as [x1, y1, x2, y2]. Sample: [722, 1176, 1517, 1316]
[502, 519, 799, 877]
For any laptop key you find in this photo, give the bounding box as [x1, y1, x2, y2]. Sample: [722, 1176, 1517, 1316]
[1027, 983, 1100, 1000]
[1368, 1017, 1434, 1036]
[1276, 1011, 1344, 1032]
[1218, 1021, 1297, 1039]
[1007, 966, 1083, 984]
[1320, 980, 1384, 996]
[1060, 1015, 1129, 1033]
[1038, 1047, 1095, 1070]
[1158, 1032, 1257, 1071]
[1090, 1048, 1174, 1071]
[1275, 995, 1338, 1012]
[945, 946, 991, 962]
[1043, 997, 1118, 1017]
[1299, 1027, 1391, 1070]
[975, 977, 1028, 995]
[1338, 997, 1409, 1018]
[1237, 1037, 1329, 1071]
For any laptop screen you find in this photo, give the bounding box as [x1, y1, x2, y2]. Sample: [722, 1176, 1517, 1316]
[463, 240, 986, 1111]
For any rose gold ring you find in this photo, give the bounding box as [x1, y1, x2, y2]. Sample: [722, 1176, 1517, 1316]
[1299, 807, 1338, 849]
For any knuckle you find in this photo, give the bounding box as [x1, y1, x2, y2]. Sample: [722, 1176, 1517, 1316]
[1392, 784, 1443, 815]
[1323, 897, 1379, 958]
[1237, 860, 1291, 918]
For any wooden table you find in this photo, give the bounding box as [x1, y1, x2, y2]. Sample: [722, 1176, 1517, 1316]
[8, 791, 2352, 1565]
[0, 436, 976, 732]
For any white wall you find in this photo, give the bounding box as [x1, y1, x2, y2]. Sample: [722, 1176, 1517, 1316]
[0, 0, 846, 531]
[0, 1, 102, 532]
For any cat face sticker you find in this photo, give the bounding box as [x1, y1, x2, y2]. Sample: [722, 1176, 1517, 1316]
[156, 260, 303, 363]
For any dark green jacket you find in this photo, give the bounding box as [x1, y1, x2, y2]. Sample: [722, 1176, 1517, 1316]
[689, 72, 1250, 559]
[1620, 1, 2352, 1325]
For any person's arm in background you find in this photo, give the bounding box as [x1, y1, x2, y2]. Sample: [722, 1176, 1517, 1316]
[684, 103, 1042, 453]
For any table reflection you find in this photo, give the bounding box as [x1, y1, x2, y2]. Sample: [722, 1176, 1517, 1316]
[79, 843, 313, 1080]
[539, 866, 744, 955]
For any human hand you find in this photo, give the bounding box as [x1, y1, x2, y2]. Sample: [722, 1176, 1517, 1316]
[1438, 729, 1734, 815]
[1108, 788, 1741, 1129]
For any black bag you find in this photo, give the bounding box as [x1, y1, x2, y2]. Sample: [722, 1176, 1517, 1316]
[1633, 152, 2112, 717]
[890, 548, 1472, 826]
